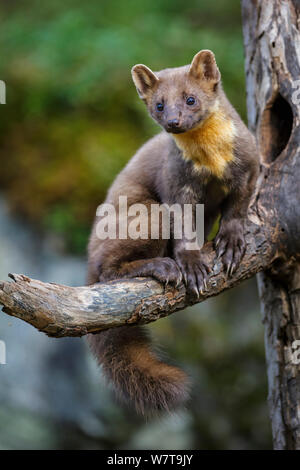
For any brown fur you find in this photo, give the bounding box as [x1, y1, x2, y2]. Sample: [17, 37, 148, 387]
[87, 50, 259, 415]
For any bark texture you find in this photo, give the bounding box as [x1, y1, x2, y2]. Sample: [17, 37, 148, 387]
[242, 0, 300, 450]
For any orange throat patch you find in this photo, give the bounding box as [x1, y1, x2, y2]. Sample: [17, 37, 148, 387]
[172, 109, 236, 179]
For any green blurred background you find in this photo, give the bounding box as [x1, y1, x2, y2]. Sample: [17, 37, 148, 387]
[0, 0, 272, 449]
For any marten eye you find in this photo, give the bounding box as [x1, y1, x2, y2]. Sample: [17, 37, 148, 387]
[156, 102, 164, 112]
[186, 96, 195, 106]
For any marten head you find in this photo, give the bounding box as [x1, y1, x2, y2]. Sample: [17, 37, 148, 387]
[132, 50, 221, 134]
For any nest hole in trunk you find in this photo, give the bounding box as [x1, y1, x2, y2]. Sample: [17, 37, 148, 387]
[259, 93, 293, 163]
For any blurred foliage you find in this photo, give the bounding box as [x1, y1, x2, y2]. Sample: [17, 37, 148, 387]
[0, 0, 246, 252]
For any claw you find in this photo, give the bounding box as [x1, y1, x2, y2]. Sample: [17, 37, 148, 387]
[226, 264, 231, 278]
[205, 265, 211, 275]
[192, 286, 200, 298]
[230, 263, 236, 276]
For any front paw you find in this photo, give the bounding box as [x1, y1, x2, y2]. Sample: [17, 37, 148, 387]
[175, 249, 210, 298]
[214, 220, 246, 276]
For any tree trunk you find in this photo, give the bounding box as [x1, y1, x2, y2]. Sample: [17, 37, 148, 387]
[242, 0, 300, 449]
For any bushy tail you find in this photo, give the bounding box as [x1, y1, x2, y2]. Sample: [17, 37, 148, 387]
[87, 326, 190, 415]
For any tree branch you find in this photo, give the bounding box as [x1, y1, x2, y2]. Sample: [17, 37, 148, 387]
[0, 201, 276, 337]
[242, 0, 300, 449]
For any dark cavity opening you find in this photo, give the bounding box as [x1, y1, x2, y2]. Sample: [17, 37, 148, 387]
[259, 93, 293, 163]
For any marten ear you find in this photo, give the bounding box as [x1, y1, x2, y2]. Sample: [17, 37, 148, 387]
[189, 50, 220, 85]
[131, 64, 159, 100]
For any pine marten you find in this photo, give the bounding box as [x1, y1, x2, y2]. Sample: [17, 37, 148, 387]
[87, 50, 259, 415]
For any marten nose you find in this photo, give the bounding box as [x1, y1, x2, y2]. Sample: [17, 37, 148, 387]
[167, 118, 180, 129]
